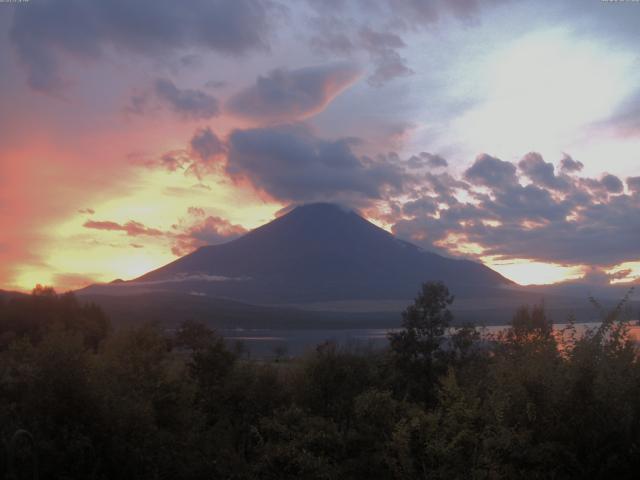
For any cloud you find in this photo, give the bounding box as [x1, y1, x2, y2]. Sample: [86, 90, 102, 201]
[627, 176, 640, 194]
[518, 152, 569, 191]
[171, 214, 247, 256]
[127, 79, 220, 119]
[82, 209, 245, 257]
[78, 208, 95, 215]
[148, 127, 225, 179]
[305, 0, 496, 86]
[407, 152, 448, 169]
[600, 174, 624, 194]
[559, 154, 584, 173]
[186, 127, 226, 178]
[226, 124, 408, 203]
[205, 80, 227, 89]
[153, 79, 219, 119]
[578, 173, 625, 198]
[464, 154, 518, 190]
[190, 127, 225, 161]
[10, 0, 273, 92]
[389, 152, 640, 271]
[226, 63, 360, 122]
[358, 27, 413, 86]
[83, 220, 163, 237]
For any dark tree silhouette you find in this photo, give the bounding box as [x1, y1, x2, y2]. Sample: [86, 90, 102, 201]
[388, 281, 454, 404]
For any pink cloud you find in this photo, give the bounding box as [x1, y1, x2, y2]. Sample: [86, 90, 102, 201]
[171, 215, 247, 256]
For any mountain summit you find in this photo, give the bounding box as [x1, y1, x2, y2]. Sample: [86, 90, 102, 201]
[129, 203, 512, 303]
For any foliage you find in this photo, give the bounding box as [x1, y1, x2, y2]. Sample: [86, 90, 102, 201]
[1, 284, 640, 479]
[388, 281, 454, 405]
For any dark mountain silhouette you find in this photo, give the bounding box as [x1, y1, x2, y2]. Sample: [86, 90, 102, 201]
[74, 205, 639, 327]
[117, 203, 512, 303]
[0, 289, 28, 301]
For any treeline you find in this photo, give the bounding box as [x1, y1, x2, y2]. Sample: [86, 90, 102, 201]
[0, 283, 639, 479]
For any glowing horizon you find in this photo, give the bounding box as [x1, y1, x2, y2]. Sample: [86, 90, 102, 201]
[1, 1, 639, 293]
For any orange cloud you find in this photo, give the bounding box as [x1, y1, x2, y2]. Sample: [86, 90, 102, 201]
[83, 220, 164, 237]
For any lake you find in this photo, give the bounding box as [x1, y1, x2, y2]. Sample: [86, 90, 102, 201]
[220, 321, 640, 358]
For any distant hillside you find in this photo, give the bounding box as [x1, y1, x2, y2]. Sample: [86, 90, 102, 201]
[0, 289, 28, 301]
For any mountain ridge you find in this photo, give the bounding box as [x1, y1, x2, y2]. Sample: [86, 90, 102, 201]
[73, 204, 639, 327]
[104, 202, 513, 303]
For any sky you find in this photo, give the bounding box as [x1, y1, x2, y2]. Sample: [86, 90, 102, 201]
[0, 0, 639, 291]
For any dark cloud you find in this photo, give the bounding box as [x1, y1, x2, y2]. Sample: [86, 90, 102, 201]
[464, 154, 518, 190]
[389, 152, 640, 270]
[424, 171, 468, 198]
[171, 210, 247, 256]
[188, 127, 226, 179]
[190, 127, 225, 163]
[226, 124, 407, 203]
[627, 176, 640, 194]
[226, 63, 360, 122]
[10, 0, 273, 92]
[577, 173, 625, 199]
[407, 152, 448, 169]
[518, 152, 569, 191]
[78, 208, 95, 215]
[402, 197, 438, 217]
[149, 128, 225, 179]
[424, 153, 448, 169]
[559, 154, 584, 173]
[154, 79, 219, 120]
[610, 268, 633, 281]
[83, 220, 163, 237]
[601, 174, 624, 194]
[460, 194, 640, 266]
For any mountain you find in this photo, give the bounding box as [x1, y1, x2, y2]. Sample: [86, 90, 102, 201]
[0, 289, 28, 301]
[116, 203, 513, 303]
[76, 204, 638, 328]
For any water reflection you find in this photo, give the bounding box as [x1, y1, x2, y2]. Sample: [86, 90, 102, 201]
[221, 321, 640, 358]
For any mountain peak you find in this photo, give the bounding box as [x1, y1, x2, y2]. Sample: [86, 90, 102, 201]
[130, 201, 512, 303]
[290, 202, 355, 215]
[279, 202, 359, 224]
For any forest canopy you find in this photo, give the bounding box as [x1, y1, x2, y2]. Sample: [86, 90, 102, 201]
[0, 283, 639, 479]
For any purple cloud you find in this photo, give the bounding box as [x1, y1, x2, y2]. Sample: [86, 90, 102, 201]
[226, 63, 360, 123]
[226, 124, 407, 203]
[10, 0, 273, 92]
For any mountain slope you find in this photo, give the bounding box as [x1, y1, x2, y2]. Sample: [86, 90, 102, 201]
[126, 203, 512, 303]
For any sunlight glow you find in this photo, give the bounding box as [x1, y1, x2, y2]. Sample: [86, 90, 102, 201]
[485, 257, 585, 285]
[606, 261, 640, 284]
[10, 167, 281, 292]
[457, 28, 635, 157]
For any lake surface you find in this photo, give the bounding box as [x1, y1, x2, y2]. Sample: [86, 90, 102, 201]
[221, 322, 640, 358]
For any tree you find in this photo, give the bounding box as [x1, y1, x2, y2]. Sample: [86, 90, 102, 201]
[174, 319, 217, 351]
[388, 282, 454, 405]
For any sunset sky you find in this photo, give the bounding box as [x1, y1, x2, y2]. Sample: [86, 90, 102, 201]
[1, 0, 639, 291]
